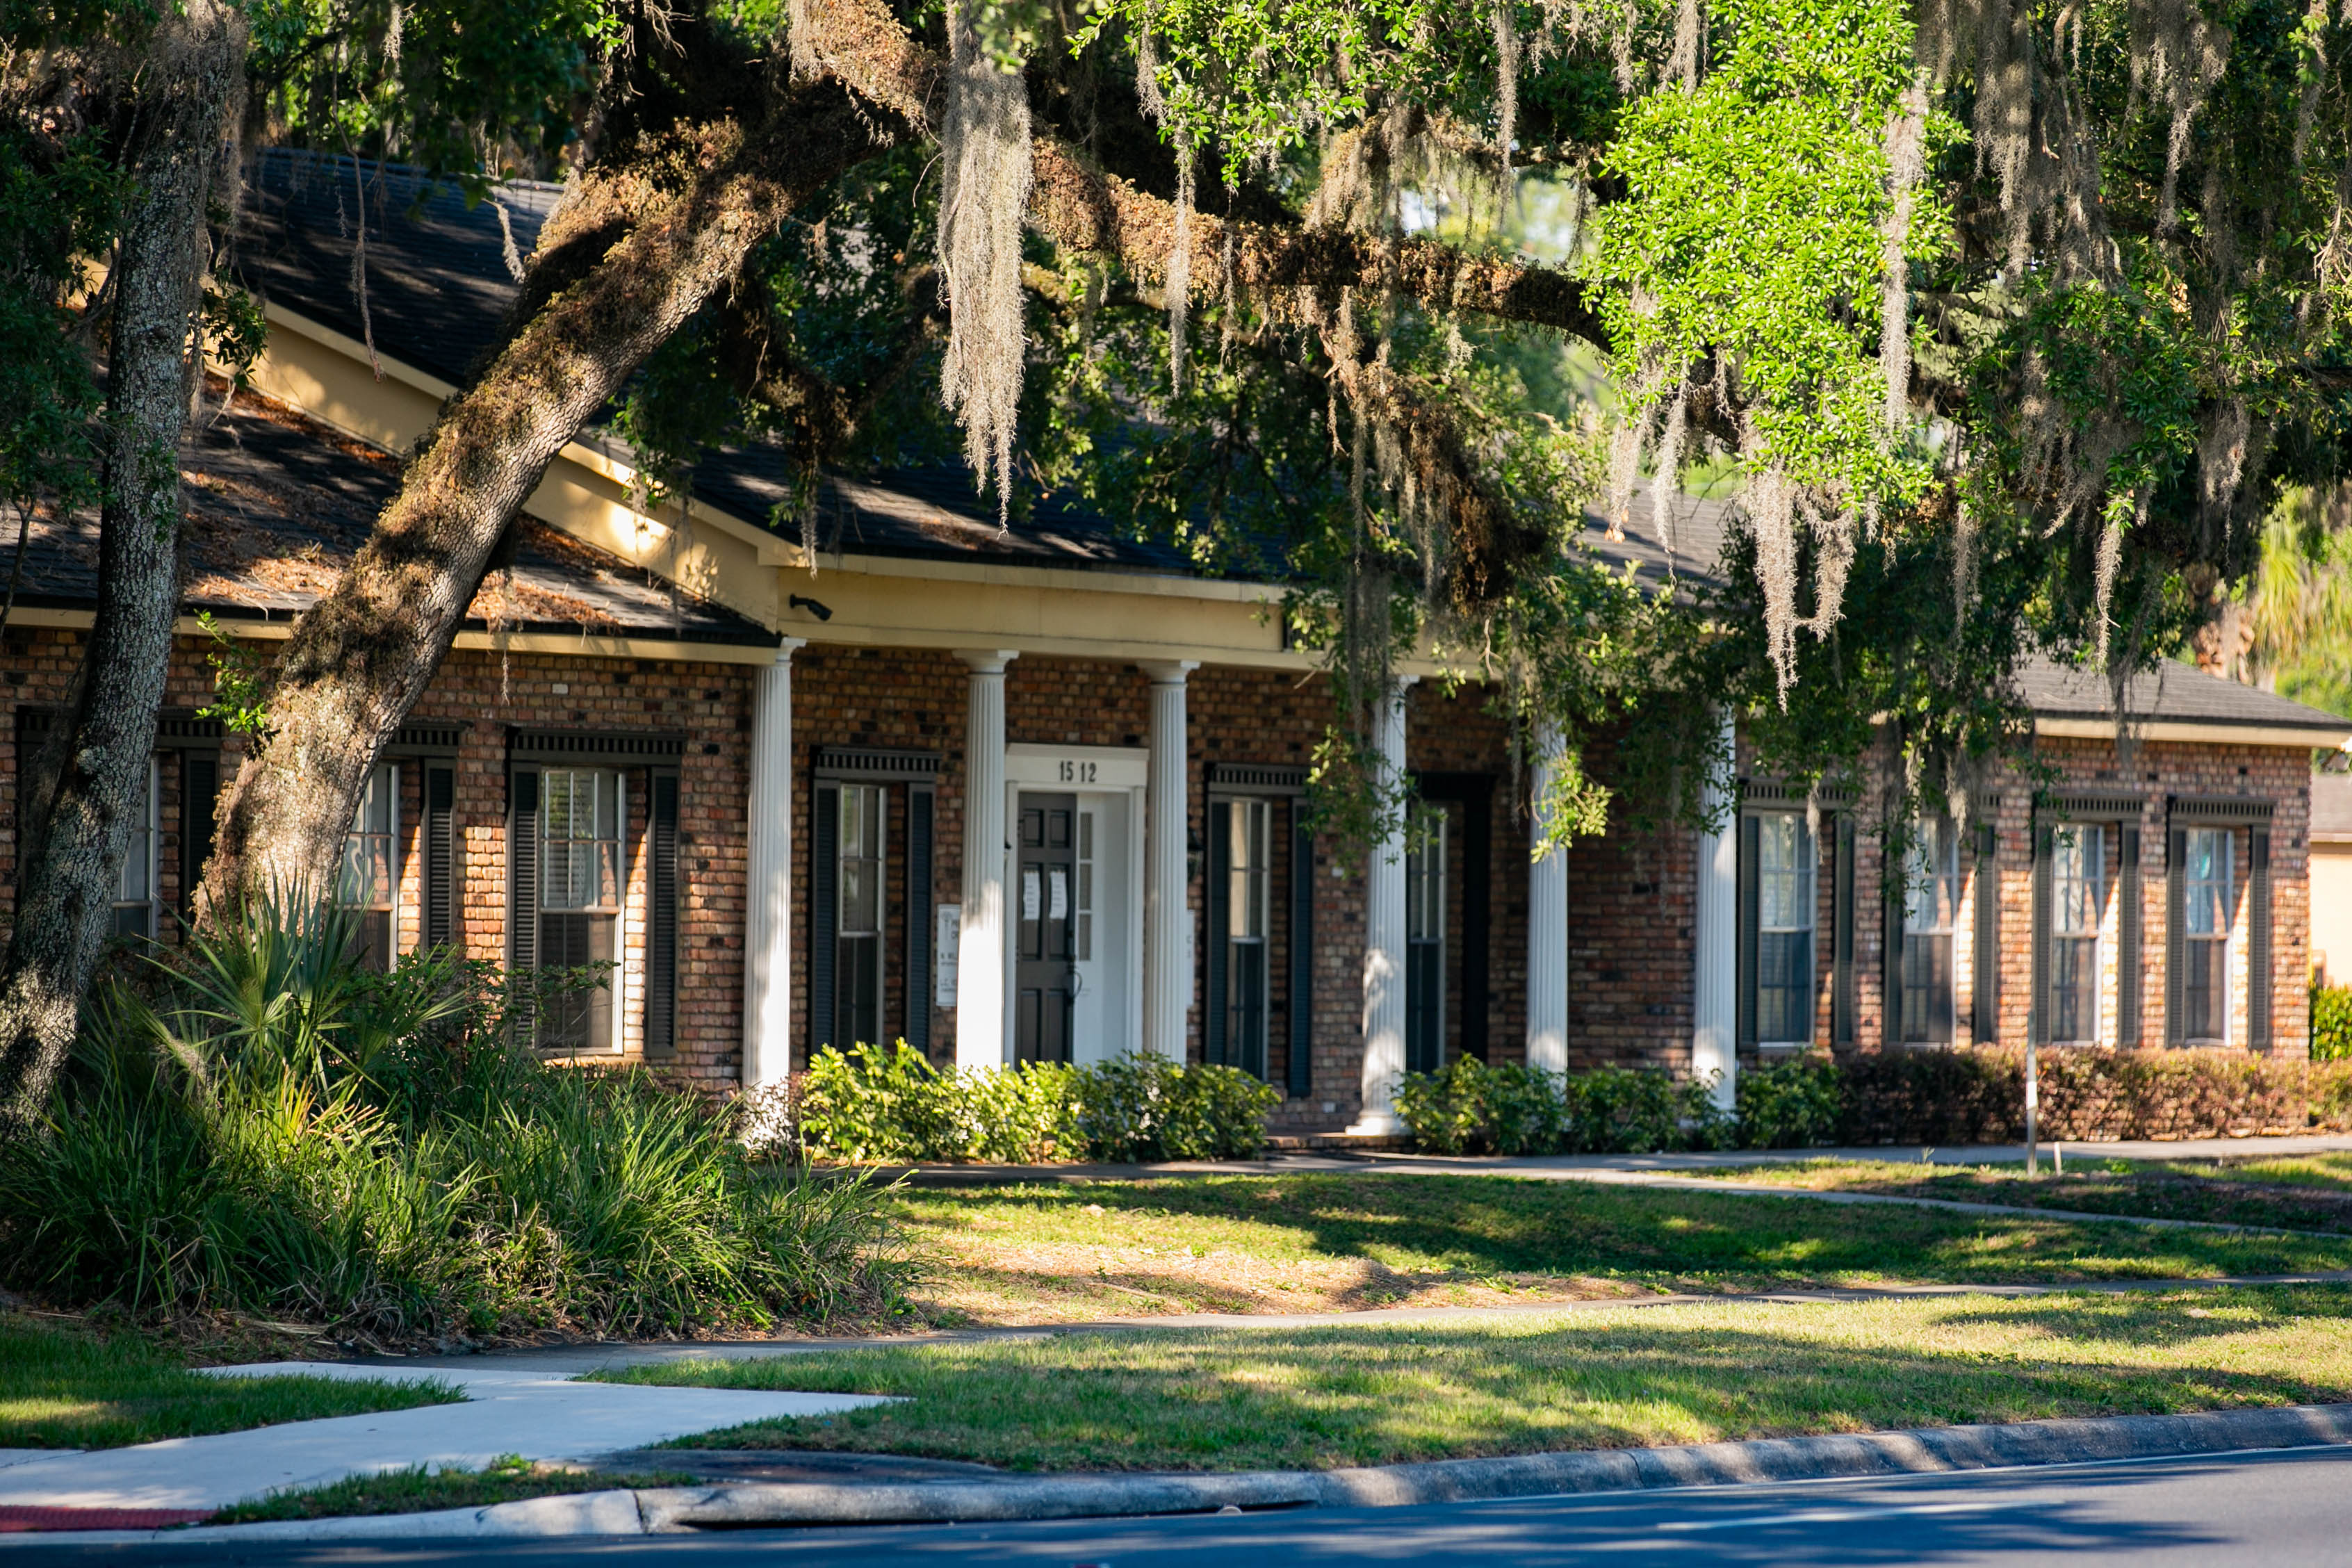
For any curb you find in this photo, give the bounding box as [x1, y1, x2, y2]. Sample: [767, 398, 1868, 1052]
[13, 1401, 2352, 1543]
[642, 1400, 2352, 1528]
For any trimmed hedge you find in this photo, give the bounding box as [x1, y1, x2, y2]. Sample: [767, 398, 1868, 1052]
[794, 1043, 1281, 1163]
[2312, 985, 2352, 1061]
[1397, 1047, 2352, 1154]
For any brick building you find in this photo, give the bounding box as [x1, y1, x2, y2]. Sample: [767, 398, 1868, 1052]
[8, 147, 2344, 1134]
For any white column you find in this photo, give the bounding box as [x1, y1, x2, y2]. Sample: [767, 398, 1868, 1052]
[1526, 719, 1570, 1077]
[1691, 705, 1738, 1110]
[1142, 660, 1199, 1059]
[741, 638, 807, 1088]
[955, 651, 1018, 1070]
[1352, 673, 1416, 1134]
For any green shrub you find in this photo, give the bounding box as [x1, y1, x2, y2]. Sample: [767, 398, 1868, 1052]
[2312, 1059, 2352, 1131]
[0, 897, 907, 1342]
[2312, 985, 2352, 1061]
[1391, 1059, 1496, 1154]
[1734, 1054, 1845, 1148]
[1837, 1049, 2023, 1145]
[1394, 1059, 1724, 1154]
[2034, 1047, 2310, 1140]
[794, 1047, 1278, 1164]
[1563, 1063, 1728, 1153]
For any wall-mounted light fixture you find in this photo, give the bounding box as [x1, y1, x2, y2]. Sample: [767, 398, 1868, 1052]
[788, 594, 834, 622]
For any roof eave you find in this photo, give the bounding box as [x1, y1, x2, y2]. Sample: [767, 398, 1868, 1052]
[2033, 715, 2352, 750]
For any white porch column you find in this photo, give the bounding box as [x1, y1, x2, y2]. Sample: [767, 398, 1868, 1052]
[1526, 719, 1571, 1077]
[1142, 660, 1199, 1059]
[955, 651, 1018, 1070]
[1352, 673, 1417, 1134]
[1691, 705, 1738, 1109]
[741, 637, 808, 1088]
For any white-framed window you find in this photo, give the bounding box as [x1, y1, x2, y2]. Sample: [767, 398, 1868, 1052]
[1076, 808, 1094, 962]
[338, 763, 399, 970]
[2050, 824, 2104, 1044]
[1224, 797, 1271, 1075]
[1901, 817, 1963, 1044]
[1756, 813, 1816, 1046]
[835, 782, 885, 1050]
[2182, 826, 2233, 1043]
[111, 758, 160, 940]
[539, 767, 623, 1054]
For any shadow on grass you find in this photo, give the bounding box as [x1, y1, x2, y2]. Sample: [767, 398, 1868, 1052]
[896, 1174, 2352, 1289]
[614, 1287, 2352, 1473]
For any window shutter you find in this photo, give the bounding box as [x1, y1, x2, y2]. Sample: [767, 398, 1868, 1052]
[2116, 826, 2142, 1046]
[1881, 838, 1904, 1051]
[908, 787, 935, 1056]
[1973, 823, 1999, 1043]
[179, 752, 218, 923]
[810, 781, 838, 1055]
[1736, 814, 1761, 1051]
[2250, 828, 2273, 1050]
[2165, 827, 2187, 1046]
[2030, 822, 2052, 1046]
[1832, 815, 1856, 1046]
[424, 764, 456, 949]
[646, 771, 678, 1061]
[509, 765, 541, 1040]
[1204, 799, 1230, 1068]
[1287, 804, 1314, 1098]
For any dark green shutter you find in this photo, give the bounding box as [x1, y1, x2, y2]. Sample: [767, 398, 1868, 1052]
[1204, 799, 1230, 1068]
[179, 752, 218, 923]
[1287, 804, 1314, 1098]
[2029, 822, 2052, 1046]
[1973, 823, 1999, 1043]
[908, 787, 935, 1056]
[646, 771, 678, 1061]
[509, 765, 541, 1040]
[2116, 826, 2142, 1047]
[1736, 815, 1760, 1052]
[811, 782, 838, 1055]
[2250, 829, 2273, 1051]
[425, 763, 456, 949]
[2165, 827, 2187, 1046]
[1833, 815, 1856, 1046]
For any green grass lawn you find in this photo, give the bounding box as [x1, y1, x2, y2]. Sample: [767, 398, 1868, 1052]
[211, 1455, 700, 1524]
[1696, 1155, 2352, 1233]
[598, 1284, 2352, 1472]
[0, 1312, 459, 1450]
[884, 1174, 2352, 1324]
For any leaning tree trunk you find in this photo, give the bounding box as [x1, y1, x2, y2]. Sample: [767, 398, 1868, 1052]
[199, 84, 899, 908]
[0, 0, 247, 1136]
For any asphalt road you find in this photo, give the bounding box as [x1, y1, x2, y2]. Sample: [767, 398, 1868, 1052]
[26, 1444, 2352, 1567]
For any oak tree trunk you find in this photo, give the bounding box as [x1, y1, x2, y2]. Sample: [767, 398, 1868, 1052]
[0, 0, 247, 1136]
[199, 83, 899, 908]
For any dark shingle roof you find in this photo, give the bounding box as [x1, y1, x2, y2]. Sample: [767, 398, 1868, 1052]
[2016, 658, 2351, 737]
[22, 388, 774, 645]
[2312, 773, 2352, 840]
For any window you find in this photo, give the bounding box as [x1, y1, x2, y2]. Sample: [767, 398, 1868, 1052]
[338, 764, 399, 970]
[2050, 824, 2104, 1044]
[1224, 797, 1271, 1078]
[112, 758, 159, 939]
[835, 783, 884, 1051]
[1405, 804, 1448, 1072]
[2182, 827, 2232, 1043]
[1901, 818, 1963, 1045]
[1756, 814, 1815, 1045]
[538, 767, 623, 1053]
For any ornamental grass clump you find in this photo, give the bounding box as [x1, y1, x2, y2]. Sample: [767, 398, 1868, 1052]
[0, 896, 907, 1344]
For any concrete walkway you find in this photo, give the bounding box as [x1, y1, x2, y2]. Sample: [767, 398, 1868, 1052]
[888, 1130, 2352, 1185]
[0, 1362, 886, 1514]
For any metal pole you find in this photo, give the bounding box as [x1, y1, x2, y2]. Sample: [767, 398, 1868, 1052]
[2024, 1039, 2039, 1177]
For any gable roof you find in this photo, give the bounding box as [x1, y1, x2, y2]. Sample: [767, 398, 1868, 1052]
[19, 386, 776, 646]
[2018, 659, 2351, 747]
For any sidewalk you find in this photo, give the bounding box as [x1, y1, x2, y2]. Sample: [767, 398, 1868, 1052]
[0, 1361, 885, 1515]
[887, 1130, 2352, 1185]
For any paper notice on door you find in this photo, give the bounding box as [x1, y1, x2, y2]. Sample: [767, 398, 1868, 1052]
[935, 904, 960, 1007]
[1022, 869, 1041, 922]
[1050, 868, 1068, 921]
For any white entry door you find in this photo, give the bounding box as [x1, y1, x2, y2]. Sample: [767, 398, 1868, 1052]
[1068, 792, 1137, 1063]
